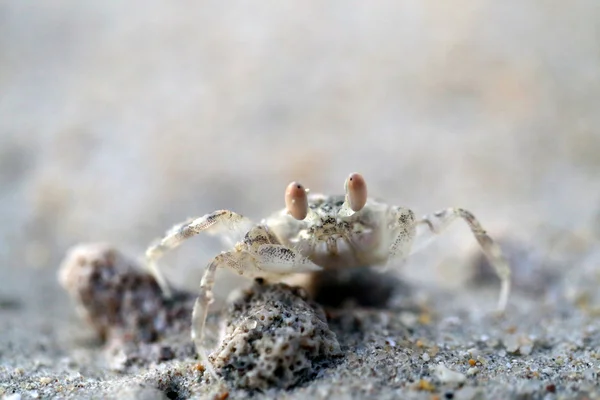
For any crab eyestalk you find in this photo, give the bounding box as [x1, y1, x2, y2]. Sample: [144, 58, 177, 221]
[285, 182, 309, 220]
[338, 172, 368, 218]
[345, 172, 367, 212]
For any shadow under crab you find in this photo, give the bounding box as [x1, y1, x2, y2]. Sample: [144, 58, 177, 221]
[308, 267, 410, 309]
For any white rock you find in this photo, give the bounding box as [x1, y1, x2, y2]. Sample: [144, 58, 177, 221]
[503, 335, 520, 353]
[433, 363, 466, 384]
[520, 344, 533, 355]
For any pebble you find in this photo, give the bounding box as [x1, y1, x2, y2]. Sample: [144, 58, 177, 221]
[467, 348, 479, 358]
[433, 363, 466, 384]
[422, 353, 431, 362]
[108, 348, 128, 371]
[39, 377, 52, 385]
[503, 335, 520, 353]
[520, 344, 533, 355]
[399, 312, 418, 327]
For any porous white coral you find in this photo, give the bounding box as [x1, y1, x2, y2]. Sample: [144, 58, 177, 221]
[210, 280, 342, 390]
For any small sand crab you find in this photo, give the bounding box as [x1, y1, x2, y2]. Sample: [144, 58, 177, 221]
[145, 173, 511, 375]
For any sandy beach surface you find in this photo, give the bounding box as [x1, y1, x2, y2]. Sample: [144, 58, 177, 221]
[1, 2, 600, 399]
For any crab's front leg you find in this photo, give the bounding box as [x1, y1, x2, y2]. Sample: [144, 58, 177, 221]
[145, 210, 254, 298]
[413, 207, 512, 312]
[191, 251, 257, 381]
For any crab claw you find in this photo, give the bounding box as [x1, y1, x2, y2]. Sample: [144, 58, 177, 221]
[285, 181, 309, 220]
[344, 172, 367, 212]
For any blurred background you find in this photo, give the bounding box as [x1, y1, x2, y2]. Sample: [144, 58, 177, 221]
[1, 1, 599, 315]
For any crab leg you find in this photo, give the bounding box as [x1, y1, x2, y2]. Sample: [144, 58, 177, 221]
[415, 207, 511, 312]
[191, 254, 223, 381]
[145, 210, 253, 298]
[388, 206, 418, 260]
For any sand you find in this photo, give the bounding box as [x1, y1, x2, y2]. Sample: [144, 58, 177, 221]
[1, 1, 600, 399]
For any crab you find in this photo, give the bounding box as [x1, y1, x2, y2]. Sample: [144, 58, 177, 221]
[145, 172, 511, 376]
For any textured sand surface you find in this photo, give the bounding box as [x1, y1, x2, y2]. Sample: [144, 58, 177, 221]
[1, 1, 600, 399]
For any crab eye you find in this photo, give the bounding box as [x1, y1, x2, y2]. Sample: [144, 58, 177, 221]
[345, 172, 367, 212]
[285, 181, 308, 220]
